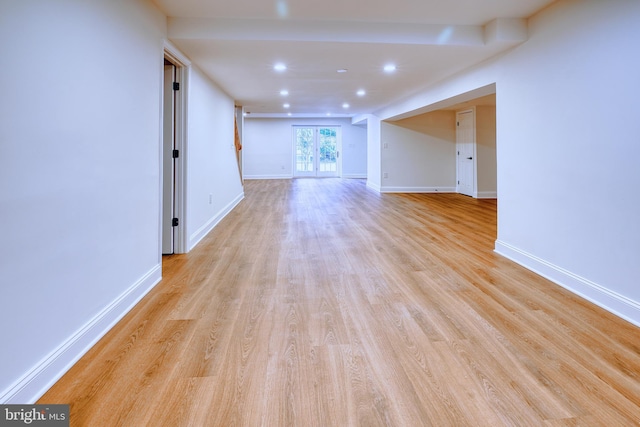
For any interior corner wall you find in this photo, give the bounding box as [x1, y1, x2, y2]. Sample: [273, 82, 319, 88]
[186, 66, 244, 250]
[380, 111, 456, 192]
[242, 117, 367, 179]
[475, 105, 497, 198]
[0, 0, 167, 403]
[376, 0, 640, 326]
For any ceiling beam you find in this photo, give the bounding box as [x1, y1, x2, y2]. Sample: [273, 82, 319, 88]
[484, 18, 528, 46]
[168, 17, 486, 46]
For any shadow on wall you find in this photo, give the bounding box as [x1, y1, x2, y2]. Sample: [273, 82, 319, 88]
[389, 110, 457, 140]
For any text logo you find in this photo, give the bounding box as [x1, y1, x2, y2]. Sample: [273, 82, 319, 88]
[0, 405, 69, 426]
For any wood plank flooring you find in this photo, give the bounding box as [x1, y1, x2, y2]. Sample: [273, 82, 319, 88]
[39, 178, 640, 426]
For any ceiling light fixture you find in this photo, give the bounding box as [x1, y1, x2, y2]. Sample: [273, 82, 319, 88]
[383, 64, 397, 73]
[342, 103, 350, 109]
[276, 0, 289, 18]
[357, 89, 366, 96]
[274, 63, 287, 72]
[280, 90, 289, 96]
[283, 103, 290, 108]
[337, 69, 348, 73]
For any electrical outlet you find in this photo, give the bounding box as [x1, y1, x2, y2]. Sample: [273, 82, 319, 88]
[209, 194, 213, 204]
[383, 172, 388, 178]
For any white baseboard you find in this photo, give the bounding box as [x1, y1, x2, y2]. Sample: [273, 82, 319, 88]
[495, 240, 640, 327]
[476, 191, 497, 199]
[366, 181, 381, 192]
[244, 174, 367, 180]
[0, 265, 162, 404]
[243, 175, 292, 180]
[189, 192, 245, 251]
[380, 186, 456, 193]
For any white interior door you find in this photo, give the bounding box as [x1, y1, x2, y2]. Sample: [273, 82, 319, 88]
[293, 126, 340, 177]
[162, 64, 176, 254]
[456, 110, 475, 197]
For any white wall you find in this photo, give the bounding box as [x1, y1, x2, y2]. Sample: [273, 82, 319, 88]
[0, 0, 166, 403]
[243, 119, 295, 179]
[186, 66, 244, 249]
[494, 0, 640, 323]
[342, 122, 368, 178]
[366, 116, 382, 191]
[475, 105, 497, 198]
[243, 117, 367, 179]
[380, 111, 457, 192]
[0, 0, 244, 403]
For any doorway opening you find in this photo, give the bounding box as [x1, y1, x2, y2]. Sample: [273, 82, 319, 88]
[456, 109, 476, 197]
[162, 59, 177, 254]
[162, 47, 188, 255]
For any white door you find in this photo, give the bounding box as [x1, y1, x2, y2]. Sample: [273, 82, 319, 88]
[162, 64, 176, 254]
[293, 126, 340, 177]
[456, 110, 475, 197]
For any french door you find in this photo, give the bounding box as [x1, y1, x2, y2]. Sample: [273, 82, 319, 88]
[293, 126, 341, 177]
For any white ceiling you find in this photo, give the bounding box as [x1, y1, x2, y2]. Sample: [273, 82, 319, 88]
[153, 0, 556, 117]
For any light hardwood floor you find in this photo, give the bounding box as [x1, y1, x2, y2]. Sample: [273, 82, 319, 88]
[40, 178, 640, 426]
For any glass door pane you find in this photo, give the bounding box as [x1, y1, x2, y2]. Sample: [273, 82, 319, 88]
[294, 127, 315, 176]
[318, 127, 338, 176]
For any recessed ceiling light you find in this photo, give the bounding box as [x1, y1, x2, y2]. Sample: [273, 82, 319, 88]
[276, 0, 288, 18]
[342, 103, 350, 109]
[357, 89, 366, 96]
[337, 69, 348, 73]
[280, 90, 289, 96]
[274, 63, 287, 72]
[283, 103, 290, 108]
[383, 64, 397, 73]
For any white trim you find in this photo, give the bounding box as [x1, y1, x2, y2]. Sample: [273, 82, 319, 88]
[476, 191, 497, 199]
[163, 40, 191, 68]
[0, 265, 162, 404]
[243, 175, 293, 180]
[342, 174, 367, 179]
[164, 41, 191, 254]
[381, 186, 456, 193]
[188, 192, 245, 251]
[495, 240, 640, 328]
[366, 181, 382, 192]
